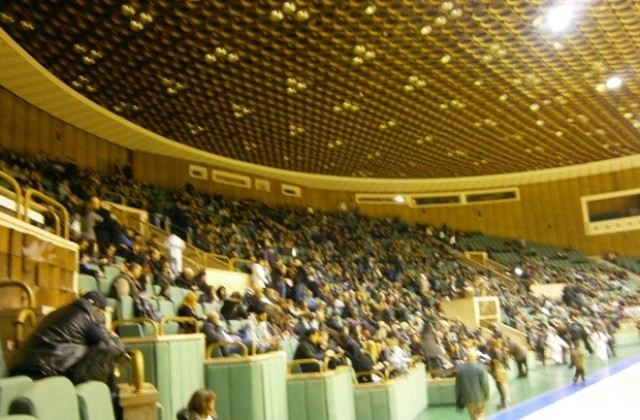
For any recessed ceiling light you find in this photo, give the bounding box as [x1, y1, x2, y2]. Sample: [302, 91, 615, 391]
[545, 5, 575, 33]
[605, 75, 623, 90]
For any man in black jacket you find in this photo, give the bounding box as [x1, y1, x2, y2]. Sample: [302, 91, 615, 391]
[293, 328, 330, 373]
[10, 290, 126, 387]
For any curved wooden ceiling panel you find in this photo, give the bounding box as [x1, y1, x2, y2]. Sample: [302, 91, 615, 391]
[1, 0, 639, 179]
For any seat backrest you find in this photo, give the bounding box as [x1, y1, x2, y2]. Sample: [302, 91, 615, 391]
[0, 377, 33, 415]
[9, 376, 81, 420]
[0, 415, 38, 420]
[0, 350, 6, 378]
[76, 381, 116, 420]
[78, 275, 99, 292]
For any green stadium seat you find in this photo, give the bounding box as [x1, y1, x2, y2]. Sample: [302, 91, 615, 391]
[9, 376, 81, 420]
[78, 274, 98, 292]
[0, 377, 33, 415]
[76, 381, 116, 420]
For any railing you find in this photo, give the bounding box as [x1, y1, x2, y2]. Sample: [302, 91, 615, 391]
[0, 170, 24, 219]
[0, 280, 37, 308]
[23, 189, 70, 239]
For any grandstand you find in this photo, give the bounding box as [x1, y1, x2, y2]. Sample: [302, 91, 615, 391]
[1, 2, 640, 420]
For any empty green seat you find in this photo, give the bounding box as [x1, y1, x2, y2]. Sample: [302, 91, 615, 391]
[76, 381, 116, 420]
[0, 377, 33, 415]
[9, 376, 81, 420]
[78, 274, 98, 292]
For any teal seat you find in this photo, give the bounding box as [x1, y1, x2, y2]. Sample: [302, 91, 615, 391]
[99, 266, 121, 295]
[9, 376, 81, 420]
[78, 274, 98, 292]
[115, 296, 135, 320]
[0, 415, 38, 420]
[76, 381, 116, 420]
[0, 377, 33, 415]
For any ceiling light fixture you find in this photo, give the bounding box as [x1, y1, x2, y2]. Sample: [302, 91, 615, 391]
[605, 75, 623, 90]
[545, 4, 575, 33]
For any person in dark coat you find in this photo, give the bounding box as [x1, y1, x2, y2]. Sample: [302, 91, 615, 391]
[10, 290, 126, 387]
[219, 291, 249, 321]
[455, 351, 490, 420]
[293, 328, 328, 373]
[337, 332, 375, 383]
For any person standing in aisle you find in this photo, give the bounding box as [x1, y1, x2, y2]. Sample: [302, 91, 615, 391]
[455, 351, 490, 419]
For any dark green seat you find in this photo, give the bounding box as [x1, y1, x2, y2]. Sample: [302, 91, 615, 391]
[76, 381, 116, 420]
[9, 376, 81, 420]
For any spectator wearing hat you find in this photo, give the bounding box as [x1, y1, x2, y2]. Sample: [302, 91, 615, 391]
[10, 290, 126, 389]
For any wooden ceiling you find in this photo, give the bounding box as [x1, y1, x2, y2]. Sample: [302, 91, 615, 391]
[1, 0, 639, 179]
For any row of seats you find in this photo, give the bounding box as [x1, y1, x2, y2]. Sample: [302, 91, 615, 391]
[0, 376, 115, 420]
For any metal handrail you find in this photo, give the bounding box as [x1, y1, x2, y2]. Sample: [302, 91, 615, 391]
[23, 188, 69, 239]
[0, 280, 37, 308]
[0, 170, 24, 219]
[112, 317, 160, 336]
[159, 316, 201, 335]
[288, 358, 325, 374]
[206, 341, 249, 358]
[12, 308, 37, 346]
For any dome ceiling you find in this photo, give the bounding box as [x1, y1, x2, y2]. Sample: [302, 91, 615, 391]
[1, 0, 639, 179]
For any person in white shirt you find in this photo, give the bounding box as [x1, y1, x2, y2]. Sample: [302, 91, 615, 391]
[164, 232, 186, 277]
[251, 258, 271, 290]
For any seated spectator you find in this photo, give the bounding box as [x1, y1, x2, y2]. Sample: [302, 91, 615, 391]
[244, 308, 280, 353]
[293, 328, 328, 373]
[177, 388, 218, 420]
[175, 267, 206, 292]
[220, 291, 249, 321]
[199, 285, 217, 304]
[202, 312, 249, 356]
[177, 291, 205, 334]
[215, 286, 227, 302]
[336, 332, 377, 383]
[109, 262, 145, 299]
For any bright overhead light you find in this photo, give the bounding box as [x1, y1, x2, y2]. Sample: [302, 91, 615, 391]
[545, 5, 575, 33]
[394, 195, 405, 203]
[606, 75, 623, 90]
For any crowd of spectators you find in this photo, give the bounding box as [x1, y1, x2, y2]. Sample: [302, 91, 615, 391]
[2, 149, 638, 385]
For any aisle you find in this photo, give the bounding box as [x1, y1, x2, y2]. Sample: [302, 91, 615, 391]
[422, 332, 640, 420]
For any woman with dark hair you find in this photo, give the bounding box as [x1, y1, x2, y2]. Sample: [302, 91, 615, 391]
[177, 388, 217, 420]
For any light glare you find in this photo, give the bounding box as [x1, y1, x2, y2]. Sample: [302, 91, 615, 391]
[546, 5, 574, 33]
